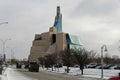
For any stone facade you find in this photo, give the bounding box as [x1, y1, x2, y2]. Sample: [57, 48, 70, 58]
[28, 6, 82, 62]
[28, 26, 67, 62]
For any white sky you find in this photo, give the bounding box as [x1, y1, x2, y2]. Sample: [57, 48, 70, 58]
[0, 0, 120, 59]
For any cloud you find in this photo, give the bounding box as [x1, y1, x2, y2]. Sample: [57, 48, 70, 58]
[72, 0, 119, 17]
[0, 0, 120, 59]
[0, 0, 80, 59]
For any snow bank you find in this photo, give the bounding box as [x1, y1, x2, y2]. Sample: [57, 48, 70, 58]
[40, 66, 120, 79]
[2, 68, 38, 80]
[2, 67, 120, 80]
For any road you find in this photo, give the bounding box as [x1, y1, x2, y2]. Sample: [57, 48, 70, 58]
[14, 68, 102, 80]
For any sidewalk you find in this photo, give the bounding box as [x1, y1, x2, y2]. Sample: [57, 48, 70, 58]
[0, 67, 7, 80]
[0, 75, 2, 80]
[2, 68, 38, 80]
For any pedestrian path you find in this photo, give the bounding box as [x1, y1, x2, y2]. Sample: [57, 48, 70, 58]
[2, 68, 38, 80]
[0, 75, 2, 80]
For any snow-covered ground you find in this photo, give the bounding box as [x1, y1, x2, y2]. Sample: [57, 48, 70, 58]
[1, 68, 36, 80]
[40, 66, 120, 80]
[0, 66, 120, 80]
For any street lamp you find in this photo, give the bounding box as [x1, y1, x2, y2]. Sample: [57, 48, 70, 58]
[0, 39, 11, 62]
[0, 22, 8, 26]
[101, 44, 107, 79]
[118, 40, 120, 51]
[0, 22, 8, 25]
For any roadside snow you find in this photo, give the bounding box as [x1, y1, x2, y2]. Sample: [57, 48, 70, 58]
[1, 67, 120, 80]
[3, 68, 38, 80]
[40, 66, 120, 79]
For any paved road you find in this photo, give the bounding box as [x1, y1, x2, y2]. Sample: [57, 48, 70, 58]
[15, 69, 102, 80]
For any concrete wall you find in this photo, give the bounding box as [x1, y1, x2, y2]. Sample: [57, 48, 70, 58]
[56, 32, 67, 52]
[29, 27, 68, 62]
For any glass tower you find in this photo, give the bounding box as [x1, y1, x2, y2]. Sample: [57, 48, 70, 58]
[54, 6, 62, 33]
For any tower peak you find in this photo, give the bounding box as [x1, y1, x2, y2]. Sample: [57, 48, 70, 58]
[53, 6, 62, 33]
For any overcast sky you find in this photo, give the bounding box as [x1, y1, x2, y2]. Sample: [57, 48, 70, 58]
[0, 0, 120, 59]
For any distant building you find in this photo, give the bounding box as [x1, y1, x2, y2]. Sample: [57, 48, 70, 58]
[28, 6, 83, 62]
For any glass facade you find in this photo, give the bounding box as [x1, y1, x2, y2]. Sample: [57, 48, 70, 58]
[54, 6, 62, 33]
[66, 34, 83, 49]
[54, 20, 62, 33]
[53, 6, 83, 49]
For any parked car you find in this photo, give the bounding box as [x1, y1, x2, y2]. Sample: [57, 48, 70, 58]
[86, 64, 97, 68]
[104, 64, 115, 69]
[24, 64, 29, 69]
[29, 62, 39, 72]
[114, 66, 120, 70]
[54, 63, 62, 68]
[109, 65, 118, 69]
[74, 64, 80, 68]
[109, 73, 120, 80]
[96, 64, 106, 69]
[16, 62, 22, 68]
[109, 76, 120, 80]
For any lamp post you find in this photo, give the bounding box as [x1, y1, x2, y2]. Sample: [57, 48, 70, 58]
[0, 39, 11, 62]
[118, 40, 120, 51]
[0, 22, 8, 25]
[101, 45, 107, 79]
[6, 47, 15, 65]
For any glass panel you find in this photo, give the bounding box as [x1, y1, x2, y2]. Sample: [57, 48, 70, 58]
[66, 34, 83, 49]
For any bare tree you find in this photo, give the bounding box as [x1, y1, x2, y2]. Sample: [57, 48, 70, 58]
[44, 53, 57, 71]
[38, 57, 45, 68]
[88, 50, 97, 63]
[11, 58, 18, 65]
[73, 48, 92, 75]
[60, 48, 73, 73]
[104, 53, 112, 64]
[95, 57, 101, 64]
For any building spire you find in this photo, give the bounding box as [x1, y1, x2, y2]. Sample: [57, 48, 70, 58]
[54, 6, 62, 33]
